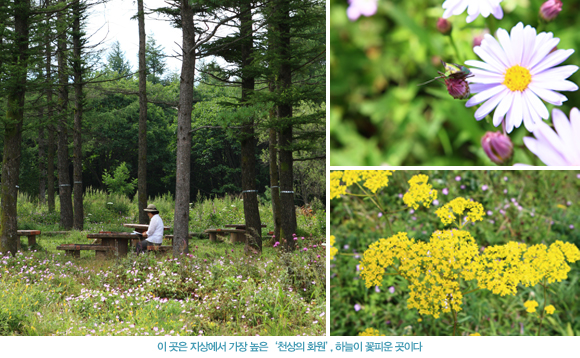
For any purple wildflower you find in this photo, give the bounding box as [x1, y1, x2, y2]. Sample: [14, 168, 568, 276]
[346, 0, 378, 21]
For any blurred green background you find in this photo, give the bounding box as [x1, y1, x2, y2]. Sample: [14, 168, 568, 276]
[330, 170, 580, 335]
[329, 0, 580, 165]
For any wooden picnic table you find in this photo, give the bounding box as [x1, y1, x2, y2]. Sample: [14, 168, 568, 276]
[84, 232, 136, 258]
[122, 223, 171, 233]
[16, 230, 41, 250]
[224, 224, 267, 230]
[57, 232, 135, 259]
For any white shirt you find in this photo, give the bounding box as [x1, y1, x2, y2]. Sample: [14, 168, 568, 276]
[146, 214, 164, 244]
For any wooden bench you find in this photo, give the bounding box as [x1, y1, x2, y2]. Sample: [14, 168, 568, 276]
[16, 230, 41, 250]
[204, 229, 246, 243]
[56, 244, 113, 259]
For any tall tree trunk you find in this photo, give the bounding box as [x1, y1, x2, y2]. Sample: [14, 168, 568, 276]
[47, 125, 56, 212]
[46, 15, 55, 212]
[173, 0, 194, 256]
[240, 0, 261, 254]
[267, 5, 281, 245]
[137, 0, 148, 224]
[277, 0, 296, 251]
[268, 128, 281, 244]
[0, 0, 29, 255]
[38, 114, 46, 204]
[72, 0, 84, 230]
[57, 9, 73, 229]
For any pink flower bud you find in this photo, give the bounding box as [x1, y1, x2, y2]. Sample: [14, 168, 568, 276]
[481, 132, 513, 164]
[539, 0, 562, 22]
[445, 77, 470, 99]
[436, 18, 452, 35]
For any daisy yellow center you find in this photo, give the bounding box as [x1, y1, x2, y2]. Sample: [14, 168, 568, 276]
[503, 65, 532, 92]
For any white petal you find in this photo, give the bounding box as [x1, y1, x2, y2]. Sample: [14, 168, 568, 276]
[474, 44, 506, 73]
[493, 91, 514, 128]
[474, 87, 508, 120]
[465, 60, 502, 74]
[533, 65, 579, 81]
[533, 80, 578, 92]
[482, 33, 510, 69]
[523, 89, 549, 119]
[497, 28, 517, 66]
[469, 83, 500, 93]
[531, 49, 575, 75]
[520, 93, 536, 132]
[521, 91, 540, 131]
[552, 109, 580, 165]
[530, 121, 570, 165]
[506, 91, 523, 131]
[521, 25, 537, 67]
[510, 23, 525, 65]
[523, 135, 568, 166]
[491, 3, 503, 19]
[528, 84, 568, 105]
[528, 37, 560, 70]
[569, 108, 580, 148]
[466, 84, 505, 107]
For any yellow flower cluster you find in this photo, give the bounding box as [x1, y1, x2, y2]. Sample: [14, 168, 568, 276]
[360, 229, 480, 318]
[435, 197, 484, 225]
[524, 300, 538, 313]
[360, 228, 580, 318]
[330, 170, 395, 199]
[476, 240, 580, 296]
[330, 171, 347, 199]
[403, 174, 438, 210]
[545, 305, 555, 315]
[358, 328, 385, 336]
[330, 235, 338, 260]
[359, 232, 415, 288]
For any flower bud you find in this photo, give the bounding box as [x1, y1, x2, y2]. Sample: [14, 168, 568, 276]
[436, 18, 452, 35]
[539, 0, 562, 22]
[445, 77, 470, 99]
[481, 131, 513, 164]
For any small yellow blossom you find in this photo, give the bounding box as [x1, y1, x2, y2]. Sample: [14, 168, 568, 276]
[330, 171, 346, 200]
[544, 305, 555, 315]
[330, 170, 395, 198]
[358, 328, 385, 336]
[524, 300, 538, 313]
[435, 197, 484, 226]
[469, 333, 481, 336]
[330, 235, 338, 261]
[403, 174, 438, 210]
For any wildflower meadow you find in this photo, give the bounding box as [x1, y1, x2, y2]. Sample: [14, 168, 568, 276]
[0, 191, 326, 336]
[330, 170, 580, 336]
[330, 0, 580, 165]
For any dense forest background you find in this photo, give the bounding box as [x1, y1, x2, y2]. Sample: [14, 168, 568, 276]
[0, 0, 325, 255]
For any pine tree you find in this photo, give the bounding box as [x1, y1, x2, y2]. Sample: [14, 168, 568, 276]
[107, 40, 131, 75]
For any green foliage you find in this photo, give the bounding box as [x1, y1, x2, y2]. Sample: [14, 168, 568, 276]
[102, 162, 138, 197]
[330, 0, 580, 165]
[106, 41, 132, 75]
[331, 170, 580, 336]
[145, 35, 167, 84]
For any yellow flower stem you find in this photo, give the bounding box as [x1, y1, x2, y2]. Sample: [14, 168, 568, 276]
[462, 287, 481, 296]
[354, 182, 393, 235]
[537, 280, 548, 336]
[451, 307, 458, 336]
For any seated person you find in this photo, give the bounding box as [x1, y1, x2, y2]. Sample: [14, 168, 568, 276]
[136, 204, 164, 254]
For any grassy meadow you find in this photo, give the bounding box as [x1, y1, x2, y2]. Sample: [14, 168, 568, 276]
[330, 170, 580, 336]
[0, 190, 326, 336]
